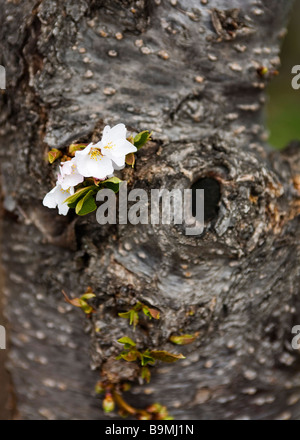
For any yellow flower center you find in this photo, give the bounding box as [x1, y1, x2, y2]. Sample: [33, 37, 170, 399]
[103, 141, 116, 150]
[89, 148, 103, 161]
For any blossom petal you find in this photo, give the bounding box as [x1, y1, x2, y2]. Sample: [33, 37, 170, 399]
[57, 202, 70, 216]
[76, 153, 114, 180]
[101, 125, 111, 143]
[60, 172, 84, 190]
[57, 159, 84, 190]
[56, 186, 74, 216]
[102, 124, 126, 144]
[60, 160, 73, 175]
[43, 186, 57, 209]
[74, 143, 93, 160]
[43, 185, 74, 216]
[111, 155, 125, 168]
[102, 139, 136, 159]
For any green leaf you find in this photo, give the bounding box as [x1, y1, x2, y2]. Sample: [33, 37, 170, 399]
[130, 310, 139, 328]
[119, 350, 138, 362]
[118, 311, 132, 319]
[81, 293, 96, 301]
[118, 309, 139, 329]
[169, 333, 199, 345]
[102, 177, 123, 184]
[65, 185, 97, 208]
[141, 366, 151, 383]
[133, 301, 143, 310]
[101, 182, 122, 193]
[48, 148, 62, 164]
[134, 130, 152, 150]
[68, 143, 87, 155]
[102, 177, 123, 193]
[62, 290, 94, 314]
[142, 307, 160, 320]
[75, 190, 97, 216]
[142, 307, 151, 319]
[117, 337, 136, 347]
[78, 299, 94, 314]
[149, 350, 185, 363]
[140, 352, 155, 366]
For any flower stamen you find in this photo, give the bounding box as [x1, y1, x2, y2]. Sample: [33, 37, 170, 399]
[89, 148, 103, 161]
[103, 141, 116, 150]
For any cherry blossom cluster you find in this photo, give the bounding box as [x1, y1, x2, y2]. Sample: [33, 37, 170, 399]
[43, 124, 141, 216]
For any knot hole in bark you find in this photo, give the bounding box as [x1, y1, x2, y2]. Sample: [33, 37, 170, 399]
[191, 177, 221, 222]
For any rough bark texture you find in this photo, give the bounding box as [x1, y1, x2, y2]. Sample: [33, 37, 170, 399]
[1, 0, 300, 420]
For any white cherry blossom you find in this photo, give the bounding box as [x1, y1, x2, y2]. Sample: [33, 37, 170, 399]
[74, 143, 114, 180]
[43, 184, 74, 216]
[58, 158, 84, 190]
[98, 123, 137, 168]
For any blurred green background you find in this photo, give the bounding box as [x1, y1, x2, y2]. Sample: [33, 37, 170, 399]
[267, 1, 300, 149]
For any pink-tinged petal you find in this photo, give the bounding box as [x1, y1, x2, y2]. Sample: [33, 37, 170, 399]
[59, 158, 84, 190]
[57, 172, 64, 185]
[60, 172, 84, 190]
[60, 160, 72, 175]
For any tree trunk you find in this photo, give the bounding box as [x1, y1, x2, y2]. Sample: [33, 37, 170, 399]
[1, 0, 300, 420]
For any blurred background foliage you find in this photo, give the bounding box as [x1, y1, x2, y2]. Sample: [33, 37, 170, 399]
[266, 1, 300, 149]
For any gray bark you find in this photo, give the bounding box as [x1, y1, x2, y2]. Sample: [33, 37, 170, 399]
[1, 0, 300, 420]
